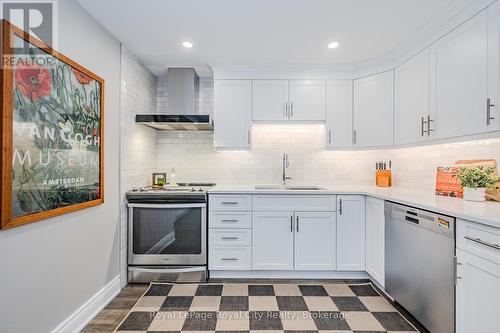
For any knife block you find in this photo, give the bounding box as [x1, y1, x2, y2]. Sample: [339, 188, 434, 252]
[376, 170, 392, 187]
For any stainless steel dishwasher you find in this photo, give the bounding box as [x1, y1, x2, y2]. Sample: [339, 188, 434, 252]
[385, 201, 455, 333]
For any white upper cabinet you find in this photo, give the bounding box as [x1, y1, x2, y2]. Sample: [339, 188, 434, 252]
[488, 1, 500, 131]
[214, 80, 252, 149]
[354, 71, 394, 147]
[252, 80, 326, 122]
[252, 80, 289, 121]
[289, 80, 326, 121]
[326, 80, 353, 148]
[430, 10, 488, 139]
[395, 49, 432, 144]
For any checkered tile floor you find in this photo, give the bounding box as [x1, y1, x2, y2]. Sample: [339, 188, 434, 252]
[115, 282, 418, 333]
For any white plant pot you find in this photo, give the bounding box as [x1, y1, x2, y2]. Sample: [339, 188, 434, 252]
[463, 187, 486, 202]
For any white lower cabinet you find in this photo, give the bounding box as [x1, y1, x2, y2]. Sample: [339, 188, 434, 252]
[337, 195, 366, 271]
[456, 248, 500, 333]
[294, 211, 336, 270]
[365, 197, 385, 286]
[252, 211, 294, 270]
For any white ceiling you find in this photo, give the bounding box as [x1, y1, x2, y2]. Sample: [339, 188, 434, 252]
[78, 0, 456, 76]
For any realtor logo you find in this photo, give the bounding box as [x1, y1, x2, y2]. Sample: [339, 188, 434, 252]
[0, 0, 58, 52]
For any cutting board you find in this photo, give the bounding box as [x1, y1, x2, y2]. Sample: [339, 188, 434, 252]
[454, 159, 500, 202]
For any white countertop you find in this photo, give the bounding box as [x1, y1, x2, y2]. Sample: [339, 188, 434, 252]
[208, 185, 500, 228]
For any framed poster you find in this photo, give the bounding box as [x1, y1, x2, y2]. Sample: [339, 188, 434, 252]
[1, 20, 104, 230]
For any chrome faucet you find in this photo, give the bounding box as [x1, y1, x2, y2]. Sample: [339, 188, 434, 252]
[282, 153, 292, 185]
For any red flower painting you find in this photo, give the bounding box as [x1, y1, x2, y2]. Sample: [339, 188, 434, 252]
[71, 68, 93, 84]
[15, 63, 52, 101]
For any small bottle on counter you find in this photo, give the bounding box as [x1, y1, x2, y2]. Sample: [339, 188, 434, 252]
[169, 168, 178, 185]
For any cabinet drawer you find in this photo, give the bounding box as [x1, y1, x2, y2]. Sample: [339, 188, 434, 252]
[457, 219, 500, 264]
[210, 195, 252, 211]
[209, 247, 251, 270]
[253, 195, 336, 211]
[209, 229, 251, 246]
[209, 211, 252, 228]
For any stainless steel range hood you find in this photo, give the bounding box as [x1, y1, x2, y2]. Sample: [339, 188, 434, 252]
[136, 68, 213, 131]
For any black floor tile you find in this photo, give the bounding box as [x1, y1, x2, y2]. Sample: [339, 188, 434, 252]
[310, 311, 351, 330]
[145, 284, 173, 296]
[249, 311, 283, 330]
[372, 312, 417, 331]
[349, 284, 380, 297]
[182, 311, 218, 331]
[298, 285, 329, 296]
[117, 311, 156, 331]
[276, 296, 309, 311]
[331, 296, 368, 311]
[195, 285, 224, 296]
[219, 296, 249, 311]
[248, 285, 275, 296]
[160, 296, 193, 311]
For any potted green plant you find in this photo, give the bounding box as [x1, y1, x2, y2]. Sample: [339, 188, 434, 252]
[456, 166, 500, 201]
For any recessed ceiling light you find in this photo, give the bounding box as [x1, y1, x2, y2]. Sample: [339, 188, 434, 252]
[182, 41, 193, 48]
[328, 42, 339, 49]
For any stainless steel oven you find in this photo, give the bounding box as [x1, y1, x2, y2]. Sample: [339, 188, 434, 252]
[127, 186, 211, 283]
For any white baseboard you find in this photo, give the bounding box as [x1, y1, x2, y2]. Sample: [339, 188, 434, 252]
[51, 276, 121, 333]
[209, 270, 370, 279]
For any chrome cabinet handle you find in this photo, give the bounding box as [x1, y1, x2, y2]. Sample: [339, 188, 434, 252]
[221, 257, 238, 261]
[221, 202, 238, 205]
[328, 130, 332, 145]
[248, 129, 250, 144]
[296, 215, 299, 232]
[221, 237, 238, 240]
[290, 102, 294, 117]
[221, 219, 238, 222]
[339, 198, 343, 215]
[285, 102, 288, 117]
[464, 236, 500, 251]
[352, 130, 357, 145]
[290, 215, 293, 232]
[421, 117, 426, 136]
[427, 115, 434, 135]
[487, 98, 495, 125]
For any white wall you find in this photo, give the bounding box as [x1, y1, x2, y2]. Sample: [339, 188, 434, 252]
[155, 79, 500, 190]
[0, 1, 121, 332]
[156, 127, 500, 190]
[120, 46, 158, 285]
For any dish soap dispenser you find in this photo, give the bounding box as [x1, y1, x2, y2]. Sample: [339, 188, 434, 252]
[169, 168, 178, 185]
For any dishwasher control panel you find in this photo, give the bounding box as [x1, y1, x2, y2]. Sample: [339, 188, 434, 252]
[387, 203, 455, 238]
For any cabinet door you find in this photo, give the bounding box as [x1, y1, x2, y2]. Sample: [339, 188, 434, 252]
[430, 10, 488, 139]
[294, 211, 336, 270]
[326, 80, 353, 148]
[337, 195, 366, 271]
[252, 80, 289, 121]
[289, 80, 326, 121]
[252, 211, 294, 270]
[214, 80, 252, 149]
[488, 1, 500, 131]
[456, 249, 500, 333]
[353, 71, 394, 147]
[395, 49, 432, 144]
[365, 197, 385, 287]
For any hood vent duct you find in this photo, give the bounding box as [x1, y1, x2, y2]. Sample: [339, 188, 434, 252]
[136, 68, 213, 131]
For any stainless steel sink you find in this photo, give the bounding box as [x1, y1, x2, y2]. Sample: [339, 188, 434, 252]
[254, 185, 324, 190]
[285, 186, 325, 190]
[254, 185, 284, 190]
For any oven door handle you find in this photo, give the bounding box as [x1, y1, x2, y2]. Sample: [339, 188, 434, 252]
[129, 266, 206, 274]
[127, 203, 206, 208]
